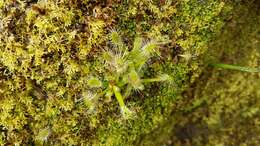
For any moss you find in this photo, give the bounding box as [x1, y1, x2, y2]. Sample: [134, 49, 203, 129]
[156, 1, 260, 146]
[0, 0, 241, 145]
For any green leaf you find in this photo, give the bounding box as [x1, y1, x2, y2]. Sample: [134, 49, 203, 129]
[141, 41, 157, 57]
[110, 31, 126, 52]
[128, 69, 144, 90]
[87, 78, 102, 88]
[133, 37, 142, 51]
[112, 85, 133, 118]
[141, 74, 171, 83]
[210, 63, 260, 73]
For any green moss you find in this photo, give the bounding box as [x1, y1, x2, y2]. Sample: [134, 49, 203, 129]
[157, 1, 260, 145]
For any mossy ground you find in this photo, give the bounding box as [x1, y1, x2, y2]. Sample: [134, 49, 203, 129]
[150, 1, 259, 146]
[0, 0, 258, 145]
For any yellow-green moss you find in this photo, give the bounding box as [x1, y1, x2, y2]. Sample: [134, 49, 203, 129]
[152, 1, 260, 146]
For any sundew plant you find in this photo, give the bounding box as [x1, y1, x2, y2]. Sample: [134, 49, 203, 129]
[85, 31, 171, 118]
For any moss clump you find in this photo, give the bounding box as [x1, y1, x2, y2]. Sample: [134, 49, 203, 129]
[0, 0, 234, 145]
